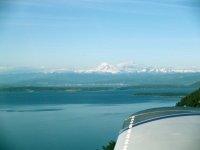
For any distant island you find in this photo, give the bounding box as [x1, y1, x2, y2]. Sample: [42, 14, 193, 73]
[0, 84, 195, 93]
[134, 93, 187, 97]
[176, 88, 200, 107]
[0, 86, 114, 92]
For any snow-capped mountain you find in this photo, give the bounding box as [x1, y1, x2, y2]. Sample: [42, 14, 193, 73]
[76, 62, 200, 74]
[94, 63, 119, 73]
[1, 63, 200, 74]
[76, 63, 119, 74]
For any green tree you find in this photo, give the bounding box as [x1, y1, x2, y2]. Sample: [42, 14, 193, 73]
[97, 141, 116, 150]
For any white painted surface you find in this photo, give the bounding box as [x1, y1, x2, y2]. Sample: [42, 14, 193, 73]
[114, 116, 200, 150]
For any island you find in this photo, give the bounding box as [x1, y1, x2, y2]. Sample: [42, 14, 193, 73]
[134, 93, 187, 97]
[0, 86, 115, 92]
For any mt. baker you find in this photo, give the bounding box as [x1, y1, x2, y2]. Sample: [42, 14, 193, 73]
[76, 62, 200, 74]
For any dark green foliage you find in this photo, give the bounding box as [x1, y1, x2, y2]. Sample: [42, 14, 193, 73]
[96, 141, 116, 150]
[176, 88, 200, 107]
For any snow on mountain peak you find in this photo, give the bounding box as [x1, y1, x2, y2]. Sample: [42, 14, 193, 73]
[75, 62, 200, 74]
[95, 62, 119, 73]
[76, 62, 119, 74]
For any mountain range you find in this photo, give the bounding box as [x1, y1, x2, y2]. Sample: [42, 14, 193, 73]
[76, 62, 200, 74]
[1, 72, 200, 87]
[1, 63, 200, 87]
[1, 62, 200, 74]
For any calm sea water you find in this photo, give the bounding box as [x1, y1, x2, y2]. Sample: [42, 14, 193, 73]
[0, 88, 195, 150]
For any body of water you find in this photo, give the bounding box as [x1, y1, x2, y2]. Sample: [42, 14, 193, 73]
[0, 88, 195, 150]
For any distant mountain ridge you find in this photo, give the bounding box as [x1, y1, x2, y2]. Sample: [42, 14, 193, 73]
[191, 81, 200, 88]
[1, 63, 200, 74]
[1, 71, 200, 87]
[76, 62, 200, 74]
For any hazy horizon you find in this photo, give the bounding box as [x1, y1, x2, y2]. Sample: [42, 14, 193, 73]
[1, 61, 200, 74]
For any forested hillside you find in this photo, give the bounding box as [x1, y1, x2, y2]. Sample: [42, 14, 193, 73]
[176, 88, 200, 107]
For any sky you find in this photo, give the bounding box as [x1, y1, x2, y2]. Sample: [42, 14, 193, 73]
[0, 0, 200, 70]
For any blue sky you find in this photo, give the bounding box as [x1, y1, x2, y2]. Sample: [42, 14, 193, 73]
[0, 0, 200, 69]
